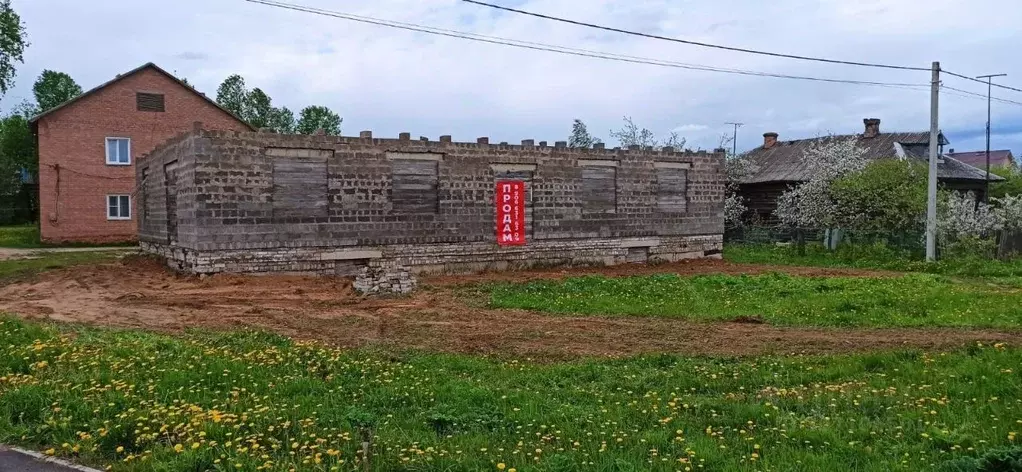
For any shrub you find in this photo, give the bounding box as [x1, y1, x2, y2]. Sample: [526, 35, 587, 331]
[830, 159, 927, 233]
[990, 165, 1022, 200]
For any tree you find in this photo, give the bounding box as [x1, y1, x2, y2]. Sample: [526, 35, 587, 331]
[216, 74, 248, 118]
[269, 106, 296, 134]
[245, 88, 274, 129]
[568, 119, 601, 148]
[32, 70, 82, 112]
[296, 105, 341, 135]
[829, 160, 927, 233]
[0, 0, 27, 97]
[609, 116, 685, 151]
[0, 102, 36, 198]
[716, 132, 757, 228]
[990, 165, 1022, 200]
[774, 137, 869, 228]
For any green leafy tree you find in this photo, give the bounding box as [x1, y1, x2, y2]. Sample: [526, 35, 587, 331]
[215, 74, 248, 119]
[245, 88, 274, 129]
[295, 105, 341, 135]
[0, 0, 27, 97]
[32, 70, 83, 112]
[990, 165, 1022, 200]
[568, 119, 602, 148]
[830, 159, 927, 233]
[269, 106, 296, 134]
[0, 102, 36, 197]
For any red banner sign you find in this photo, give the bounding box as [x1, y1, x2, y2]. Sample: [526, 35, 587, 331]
[496, 180, 526, 246]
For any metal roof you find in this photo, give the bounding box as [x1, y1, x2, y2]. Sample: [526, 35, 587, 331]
[740, 131, 1002, 184]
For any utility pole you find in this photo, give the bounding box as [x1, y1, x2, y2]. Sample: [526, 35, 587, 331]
[977, 73, 1007, 203]
[724, 122, 743, 156]
[926, 61, 940, 262]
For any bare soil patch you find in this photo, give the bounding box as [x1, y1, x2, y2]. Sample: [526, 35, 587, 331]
[0, 257, 1016, 359]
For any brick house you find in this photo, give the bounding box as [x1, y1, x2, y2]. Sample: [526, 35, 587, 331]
[29, 63, 253, 243]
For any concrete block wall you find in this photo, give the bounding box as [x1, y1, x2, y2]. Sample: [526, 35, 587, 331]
[138, 129, 726, 285]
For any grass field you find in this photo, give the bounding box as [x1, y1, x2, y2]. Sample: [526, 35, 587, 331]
[0, 225, 41, 248]
[0, 317, 1019, 472]
[487, 273, 1022, 328]
[725, 243, 1022, 279]
[0, 225, 137, 249]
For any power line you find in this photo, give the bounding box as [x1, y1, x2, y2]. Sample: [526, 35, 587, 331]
[461, 0, 930, 72]
[940, 85, 1022, 107]
[943, 69, 1022, 95]
[243, 0, 929, 89]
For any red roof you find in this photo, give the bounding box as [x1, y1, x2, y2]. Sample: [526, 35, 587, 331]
[946, 150, 1016, 169]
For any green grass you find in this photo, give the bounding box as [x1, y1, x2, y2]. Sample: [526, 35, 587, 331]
[487, 273, 1022, 328]
[0, 318, 1019, 471]
[0, 225, 41, 248]
[0, 251, 119, 284]
[0, 224, 138, 249]
[724, 243, 1022, 279]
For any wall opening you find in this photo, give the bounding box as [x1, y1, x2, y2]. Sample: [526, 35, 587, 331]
[580, 161, 618, 213]
[391, 158, 440, 213]
[655, 162, 690, 213]
[271, 153, 329, 220]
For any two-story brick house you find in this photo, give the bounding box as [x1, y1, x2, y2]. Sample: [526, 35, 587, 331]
[29, 63, 253, 243]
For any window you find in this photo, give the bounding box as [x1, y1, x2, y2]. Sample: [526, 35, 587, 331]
[271, 154, 328, 219]
[107, 195, 131, 220]
[579, 160, 618, 213]
[106, 137, 130, 165]
[655, 165, 689, 212]
[136, 92, 165, 112]
[389, 154, 440, 213]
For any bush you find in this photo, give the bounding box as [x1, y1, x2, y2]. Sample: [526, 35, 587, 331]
[830, 159, 927, 233]
[939, 447, 1022, 472]
[990, 165, 1022, 200]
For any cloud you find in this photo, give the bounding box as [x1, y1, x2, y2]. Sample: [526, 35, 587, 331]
[673, 124, 709, 133]
[173, 51, 209, 61]
[7, 0, 1022, 156]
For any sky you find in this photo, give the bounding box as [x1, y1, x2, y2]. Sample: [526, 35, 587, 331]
[7, 0, 1022, 159]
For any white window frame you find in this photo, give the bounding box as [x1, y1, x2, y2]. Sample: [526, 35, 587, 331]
[107, 195, 131, 220]
[105, 137, 131, 165]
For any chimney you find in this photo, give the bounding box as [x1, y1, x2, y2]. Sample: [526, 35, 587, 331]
[863, 118, 881, 138]
[763, 132, 778, 149]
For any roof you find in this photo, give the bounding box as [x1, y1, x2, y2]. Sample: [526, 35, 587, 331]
[946, 150, 1016, 169]
[29, 62, 255, 131]
[740, 131, 1003, 184]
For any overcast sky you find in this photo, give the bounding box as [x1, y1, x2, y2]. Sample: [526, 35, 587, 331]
[7, 0, 1022, 158]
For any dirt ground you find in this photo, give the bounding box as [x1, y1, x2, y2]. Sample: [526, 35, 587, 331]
[0, 257, 1018, 359]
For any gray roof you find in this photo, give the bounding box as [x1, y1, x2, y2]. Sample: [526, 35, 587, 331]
[741, 131, 1002, 184]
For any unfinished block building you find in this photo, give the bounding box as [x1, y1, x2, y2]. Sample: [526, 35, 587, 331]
[138, 126, 725, 293]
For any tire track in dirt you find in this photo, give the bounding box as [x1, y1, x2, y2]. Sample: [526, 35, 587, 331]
[0, 256, 1017, 359]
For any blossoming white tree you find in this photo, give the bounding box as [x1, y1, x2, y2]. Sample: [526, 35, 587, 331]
[774, 137, 869, 228]
[937, 191, 1001, 241]
[723, 151, 758, 228]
